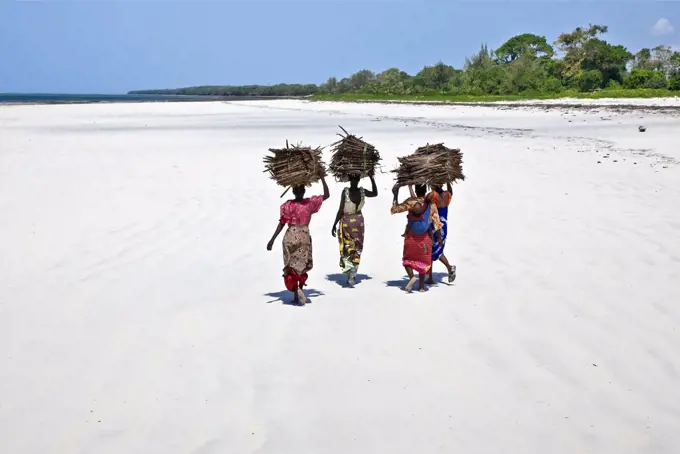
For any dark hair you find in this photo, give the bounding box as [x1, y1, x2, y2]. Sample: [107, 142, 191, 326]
[414, 184, 427, 197]
[292, 186, 306, 199]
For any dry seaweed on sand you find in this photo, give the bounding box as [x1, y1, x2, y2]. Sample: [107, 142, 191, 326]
[263, 140, 327, 189]
[392, 144, 465, 187]
[328, 126, 382, 182]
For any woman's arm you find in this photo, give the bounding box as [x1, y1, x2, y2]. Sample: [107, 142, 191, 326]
[392, 185, 401, 205]
[331, 190, 345, 237]
[391, 199, 418, 214]
[408, 185, 416, 197]
[320, 175, 330, 200]
[364, 175, 378, 197]
[391, 185, 418, 214]
[430, 203, 443, 231]
[446, 182, 453, 193]
[267, 223, 285, 250]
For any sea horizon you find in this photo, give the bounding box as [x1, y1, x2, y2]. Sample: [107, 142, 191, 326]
[0, 92, 302, 105]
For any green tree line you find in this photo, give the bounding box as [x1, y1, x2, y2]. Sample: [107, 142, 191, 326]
[130, 24, 680, 98]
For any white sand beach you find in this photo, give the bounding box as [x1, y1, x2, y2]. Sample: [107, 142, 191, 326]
[1, 99, 680, 454]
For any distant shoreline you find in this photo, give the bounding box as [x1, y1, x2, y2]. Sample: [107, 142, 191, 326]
[0, 93, 307, 106]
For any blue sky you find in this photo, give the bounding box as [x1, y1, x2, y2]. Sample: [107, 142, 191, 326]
[1, 1, 679, 94]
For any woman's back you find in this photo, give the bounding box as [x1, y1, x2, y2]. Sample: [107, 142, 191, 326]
[343, 187, 365, 214]
[280, 196, 323, 225]
[429, 190, 451, 208]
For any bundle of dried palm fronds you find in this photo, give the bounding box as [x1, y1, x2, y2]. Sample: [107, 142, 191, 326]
[263, 140, 326, 188]
[392, 143, 465, 186]
[415, 142, 465, 183]
[328, 126, 381, 182]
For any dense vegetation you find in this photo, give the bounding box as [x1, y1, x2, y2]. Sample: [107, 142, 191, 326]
[129, 24, 680, 100]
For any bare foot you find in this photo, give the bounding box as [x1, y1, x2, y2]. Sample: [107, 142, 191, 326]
[297, 288, 307, 305]
[403, 276, 417, 293]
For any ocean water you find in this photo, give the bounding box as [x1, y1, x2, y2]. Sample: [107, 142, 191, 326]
[0, 93, 222, 104]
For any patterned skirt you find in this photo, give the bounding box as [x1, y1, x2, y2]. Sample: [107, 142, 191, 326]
[432, 210, 448, 261]
[282, 225, 313, 275]
[402, 230, 432, 274]
[338, 212, 365, 275]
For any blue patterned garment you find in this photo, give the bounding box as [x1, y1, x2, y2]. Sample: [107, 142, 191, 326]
[407, 203, 431, 235]
[431, 205, 448, 261]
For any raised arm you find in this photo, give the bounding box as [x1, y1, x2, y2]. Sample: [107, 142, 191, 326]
[408, 185, 416, 197]
[446, 182, 453, 193]
[320, 175, 330, 200]
[364, 175, 378, 198]
[331, 189, 346, 237]
[390, 185, 418, 214]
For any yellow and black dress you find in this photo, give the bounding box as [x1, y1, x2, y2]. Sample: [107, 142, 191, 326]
[338, 187, 365, 280]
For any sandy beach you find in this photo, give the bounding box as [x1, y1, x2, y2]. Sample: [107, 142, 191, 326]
[1, 99, 679, 454]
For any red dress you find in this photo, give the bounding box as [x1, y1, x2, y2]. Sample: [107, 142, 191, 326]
[403, 209, 432, 274]
[390, 197, 438, 275]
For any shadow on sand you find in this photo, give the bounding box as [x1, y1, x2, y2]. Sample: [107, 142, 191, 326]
[264, 289, 325, 305]
[385, 272, 454, 290]
[325, 273, 373, 288]
[385, 277, 411, 289]
[430, 272, 455, 285]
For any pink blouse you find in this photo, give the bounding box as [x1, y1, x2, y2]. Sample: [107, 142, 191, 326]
[280, 195, 324, 225]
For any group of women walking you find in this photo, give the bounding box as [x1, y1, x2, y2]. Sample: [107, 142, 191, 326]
[266, 175, 456, 305]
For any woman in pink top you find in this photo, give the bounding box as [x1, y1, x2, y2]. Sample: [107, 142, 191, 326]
[267, 176, 330, 305]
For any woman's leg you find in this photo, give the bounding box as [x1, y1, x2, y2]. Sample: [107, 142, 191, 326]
[426, 267, 434, 284]
[422, 234, 433, 290]
[284, 269, 306, 304]
[338, 213, 363, 287]
[348, 268, 357, 287]
[439, 254, 456, 281]
[403, 266, 417, 292]
[427, 225, 439, 285]
[352, 215, 364, 286]
[296, 227, 311, 304]
[339, 215, 354, 282]
[296, 288, 307, 305]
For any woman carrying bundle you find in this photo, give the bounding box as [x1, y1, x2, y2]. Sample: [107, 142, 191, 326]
[391, 184, 443, 292]
[331, 171, 378, 286]
[426, 183, 456, 284]
[266, 176, 330, 305]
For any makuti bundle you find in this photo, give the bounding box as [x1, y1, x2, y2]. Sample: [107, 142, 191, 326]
[392, 143, 465, 187]
[414, 142, 464, 184]
[328, 126, 381, 182]
[263, 141, 327, 191]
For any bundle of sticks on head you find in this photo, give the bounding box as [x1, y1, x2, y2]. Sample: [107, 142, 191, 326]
[392, 142, 465, 187]
[328, 126, 382, 182]
[263, 140, 327, 195]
